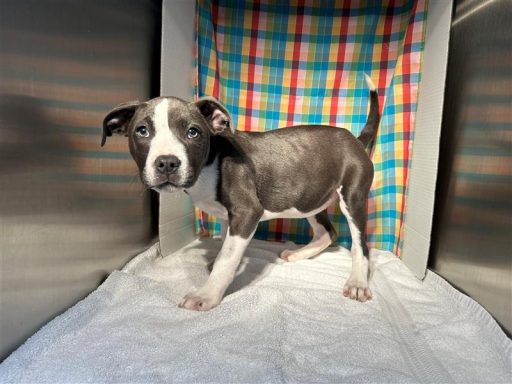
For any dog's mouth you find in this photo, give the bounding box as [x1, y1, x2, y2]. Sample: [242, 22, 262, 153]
[149, 175, 196, 193]
[151, 181, 182, 193]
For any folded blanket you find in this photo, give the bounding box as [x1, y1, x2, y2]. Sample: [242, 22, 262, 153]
[1, 238, 510, 383]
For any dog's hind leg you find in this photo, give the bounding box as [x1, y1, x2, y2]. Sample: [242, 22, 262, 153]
[337, 185, 372, 302]
[280, 210, 337, 262]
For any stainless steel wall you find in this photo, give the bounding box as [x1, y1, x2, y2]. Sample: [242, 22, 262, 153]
[430, 0, 511, 334]
[0, 0, 161, 360]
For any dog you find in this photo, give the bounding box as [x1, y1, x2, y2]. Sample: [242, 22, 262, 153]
[102, 74, 379, 311]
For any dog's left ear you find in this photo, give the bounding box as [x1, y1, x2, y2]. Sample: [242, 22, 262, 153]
[102, 101, 140, 146]
[194, 96, 234, 135]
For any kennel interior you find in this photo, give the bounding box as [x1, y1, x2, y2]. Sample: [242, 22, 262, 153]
[0, 0, 510, 382]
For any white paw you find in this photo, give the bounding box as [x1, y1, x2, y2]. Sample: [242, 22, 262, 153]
[280, 249, 293, 261]
[178, 292, 220, 311]
[280, 249, 302, 262]
[343, 275, 372, 302]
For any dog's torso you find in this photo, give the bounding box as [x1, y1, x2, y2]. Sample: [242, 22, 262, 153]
[185, 125, 373, 227]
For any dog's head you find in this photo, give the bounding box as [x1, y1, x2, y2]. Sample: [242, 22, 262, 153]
[102, 96, 233, 192]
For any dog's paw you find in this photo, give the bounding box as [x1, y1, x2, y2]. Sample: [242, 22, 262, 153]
[178, 292, 220, 311]
[280, 249, 292, 261]
[343, 276, 372, 302]
[280, 249, 301, 262]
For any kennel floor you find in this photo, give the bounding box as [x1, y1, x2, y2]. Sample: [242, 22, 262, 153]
[0, 238, 510, 383]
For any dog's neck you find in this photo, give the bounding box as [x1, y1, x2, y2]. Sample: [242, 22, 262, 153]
[204, 132, 240, 167]
[184, 132, 245, 218]
[184, 135, 232, 219]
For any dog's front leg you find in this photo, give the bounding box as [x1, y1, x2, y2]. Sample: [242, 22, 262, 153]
[220, 219, 228, 240]
[179, 214, 259, 311]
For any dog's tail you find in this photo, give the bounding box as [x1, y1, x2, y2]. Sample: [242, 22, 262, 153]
[357, 74, 380, 148]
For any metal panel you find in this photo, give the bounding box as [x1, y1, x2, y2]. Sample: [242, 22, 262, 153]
[159, 0, 197, 256]
[430, 0, 512, 334]
[0, 0, 161, 360]
[401, 0, 453, 279]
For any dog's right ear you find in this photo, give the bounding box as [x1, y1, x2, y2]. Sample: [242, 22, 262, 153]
[194, 96, 235, 135]
[101, 101, 140, 147]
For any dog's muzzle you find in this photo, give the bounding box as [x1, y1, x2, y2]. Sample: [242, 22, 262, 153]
[155, 155, 181, 175]
[147, 155, 194, 192]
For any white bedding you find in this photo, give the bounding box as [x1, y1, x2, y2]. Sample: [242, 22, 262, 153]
[1, 238, 510, 383]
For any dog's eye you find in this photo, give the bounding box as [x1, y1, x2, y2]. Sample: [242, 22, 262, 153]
[136, 126, 149, 138]
[187, 127, 200, 139]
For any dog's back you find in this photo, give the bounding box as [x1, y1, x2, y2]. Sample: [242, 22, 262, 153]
[221, 126, 373, 214]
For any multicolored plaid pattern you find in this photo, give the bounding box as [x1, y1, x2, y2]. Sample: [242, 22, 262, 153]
[195, 0, 428, 255]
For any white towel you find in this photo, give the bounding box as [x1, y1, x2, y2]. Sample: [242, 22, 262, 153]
[1, 238, 510, 383]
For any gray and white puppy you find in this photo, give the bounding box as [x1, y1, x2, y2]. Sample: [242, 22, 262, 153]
[102, 75, 379, 311]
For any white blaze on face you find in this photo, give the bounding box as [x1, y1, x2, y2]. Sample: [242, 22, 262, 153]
[144, 99, 189, 187]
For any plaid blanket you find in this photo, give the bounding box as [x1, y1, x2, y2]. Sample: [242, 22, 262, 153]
[195, 0, 428, 255]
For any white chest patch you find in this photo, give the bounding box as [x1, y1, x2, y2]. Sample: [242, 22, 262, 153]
[186, 156, 228, 220]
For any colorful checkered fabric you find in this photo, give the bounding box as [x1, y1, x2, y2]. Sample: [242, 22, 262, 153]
[195, 0, 428, 255]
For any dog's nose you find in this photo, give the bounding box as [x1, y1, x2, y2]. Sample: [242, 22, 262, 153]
[155, 155, 181, 174]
